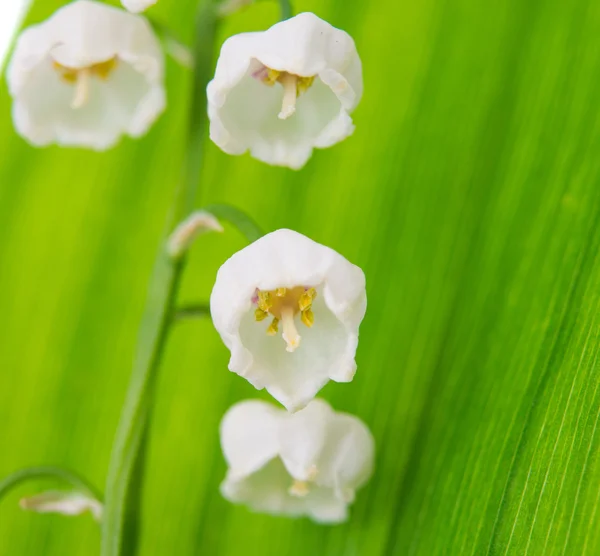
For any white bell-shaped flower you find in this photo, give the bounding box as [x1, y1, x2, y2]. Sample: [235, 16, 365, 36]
[6, 0, 165, 150]
[220, 399, 374, 523]
[121, 0, 157, 13]
[210, 229, 366, 412]
[207, 12, 363, 169]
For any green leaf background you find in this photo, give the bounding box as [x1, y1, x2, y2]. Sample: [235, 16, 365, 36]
[2, 0, 600, 554]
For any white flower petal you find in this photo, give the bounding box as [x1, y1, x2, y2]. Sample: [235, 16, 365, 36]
[7, 0, 165, 150]
[220, 400, 282, 477]
[207, 12, 362, 169]
[121, 0, 158, 13]
[210, 229, 366, 412]
[220, 399, 374, 523]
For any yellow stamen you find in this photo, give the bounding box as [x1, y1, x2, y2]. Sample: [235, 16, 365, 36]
[53, 57, 118, 110]
[297, 75, 315, 94]
[301, 308, 314, 328]
[266, 317, 279, 336]
[278, 73, 298, 120]
[257, 290, 272, 312]
[298, 288, 317, 311]
[275, 287, 287, 297]
[264, 68, 280, 86]
[289, 479, 309, 497]
[281, 306, 301, 352]
[255, 308, 269, 321]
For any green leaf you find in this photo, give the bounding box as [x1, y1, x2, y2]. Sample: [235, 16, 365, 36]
[2, 0, 600, 555]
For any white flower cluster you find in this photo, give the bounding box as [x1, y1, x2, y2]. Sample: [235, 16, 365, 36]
[211, 228, 372, 522]
[7, 1, 373, 524]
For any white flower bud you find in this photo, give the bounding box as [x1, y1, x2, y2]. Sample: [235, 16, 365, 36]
[6, 0, 165, 150]
[210, 229, 366, 412]
[167, 210, 224, 259]
[220, 399, 374, 523]
[20, 490, 103, 521]
[207, 12, 363, 169]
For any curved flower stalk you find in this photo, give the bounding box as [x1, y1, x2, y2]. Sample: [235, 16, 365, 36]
[6, 0, 165, 150]
[210, 229, 366, 412]
[220, 399, 375, 523]
[207, 12, 363, 169]
[121, 0, 157, 13]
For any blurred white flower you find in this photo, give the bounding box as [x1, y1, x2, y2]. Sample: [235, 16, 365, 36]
[210, 229, 366, 412]
[220, 399, 374, 523]
[121, 0, 157, 13]
[207, 12, 363, 169]
[6, 0, 165, 150]
[20, 490, 103, 521]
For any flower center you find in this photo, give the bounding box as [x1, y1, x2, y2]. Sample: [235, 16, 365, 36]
[253, 286, 317, 353]
[257, 68, 315, 120]
[288, 465, 318, 497]
[53, 57, 118, 109]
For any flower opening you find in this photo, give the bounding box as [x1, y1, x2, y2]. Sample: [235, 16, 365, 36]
[53, 57, 119, 109]
[254, 286, 317, 352]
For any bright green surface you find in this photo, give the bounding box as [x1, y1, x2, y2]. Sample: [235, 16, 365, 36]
[2, 0, 600, 554]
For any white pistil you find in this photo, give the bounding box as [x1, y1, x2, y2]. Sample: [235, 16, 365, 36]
[289, 479, 309, 497]
[71, 68, 91, 109]
[281, 306, 301, 352]
[278, 73, 298, 120]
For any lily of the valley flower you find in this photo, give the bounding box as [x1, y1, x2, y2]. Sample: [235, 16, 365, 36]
[20, 490, 103, 521]
[7, 0, 165, 150]
[220, 399, 374, 523]
[121, 0, 157, 13]
[207, 12, 363, 169]
[210, 229, 366, 412]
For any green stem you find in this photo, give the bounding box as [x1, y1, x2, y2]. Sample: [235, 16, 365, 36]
[174, 303, 211, 322]
[278, 0, 292, 20]
[100, 3, 219, 556]
[0, 466, 101, 501]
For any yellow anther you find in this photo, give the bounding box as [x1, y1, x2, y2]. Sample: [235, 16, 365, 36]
[264, 68, 280, 86]
[297, 76, 315, 95]
[298, 288, 317, 311]
[93, 57, 118, 80]
[275, 287, 287, 297]
[255, 308, 269, 322]
[289, 479, 309, 497]
[257, 290, 272, 312]
[266, 317, 279, 336]
[301, 308, 314, 328]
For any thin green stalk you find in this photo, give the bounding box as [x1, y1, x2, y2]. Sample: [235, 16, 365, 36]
[0, 466, 101, 502]
[101, 3, 219, 556]
[278, 0, 292, 20]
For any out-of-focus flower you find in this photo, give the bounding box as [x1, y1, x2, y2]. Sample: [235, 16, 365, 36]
[210, 229, 366, 412]
[121, 0, 157, 13]
[7, 0, 165, 150]
[207, 12, 363, 169]
[20, 490, 103, 521]
[220, 399, 374, 523]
